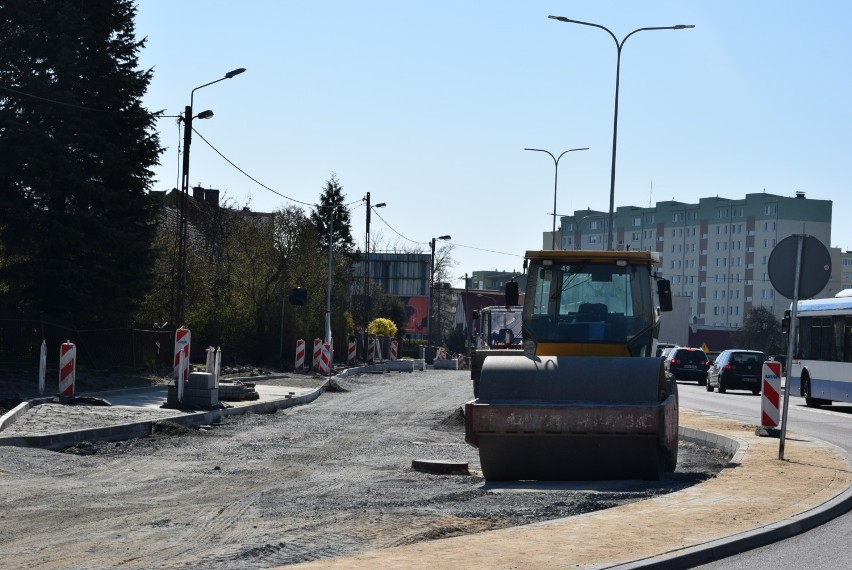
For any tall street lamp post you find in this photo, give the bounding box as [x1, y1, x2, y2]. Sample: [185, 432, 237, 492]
[428, 235, 451, 356]
[325, 205, 336, 345]
[548, 16, 693, 251]
[364, 192, 386, 326]
[176, 67, 246, 326]
[524, 147, 589, 250]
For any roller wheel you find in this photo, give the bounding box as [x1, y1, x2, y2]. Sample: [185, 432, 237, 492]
[706, 381, 714, 393]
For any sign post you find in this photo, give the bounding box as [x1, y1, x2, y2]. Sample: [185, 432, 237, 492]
[768, 234, 831, 459]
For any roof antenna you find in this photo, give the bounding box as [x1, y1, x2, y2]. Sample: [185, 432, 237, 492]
[649, 181, 653, 208]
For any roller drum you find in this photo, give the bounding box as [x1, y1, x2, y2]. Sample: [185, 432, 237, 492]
[466, 355, 678, 481]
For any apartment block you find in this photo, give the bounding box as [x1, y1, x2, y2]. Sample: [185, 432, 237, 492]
[548, 191, 833, 326]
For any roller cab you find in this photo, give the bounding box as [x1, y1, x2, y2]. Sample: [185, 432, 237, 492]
[465, 250, 677, 481]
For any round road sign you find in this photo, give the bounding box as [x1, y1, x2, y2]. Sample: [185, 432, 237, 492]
[767, 235, 831, 299]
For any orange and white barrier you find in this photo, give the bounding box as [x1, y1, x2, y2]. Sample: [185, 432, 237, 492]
[760, 361, 782, 430]
[313, 338, 322, 371]
[390, 339, 398, 360]
[58, 341, 76, 397]
[174, 327, 191, 382]
[295, 339, 306, 370]
[436, 347, 446, 360]
[347, 338, 356, 364]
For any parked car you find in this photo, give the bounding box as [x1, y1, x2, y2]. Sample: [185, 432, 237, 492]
[665, 346, 710, 385]
[707, 349, 767, 395]
[656, 342, 678, 358]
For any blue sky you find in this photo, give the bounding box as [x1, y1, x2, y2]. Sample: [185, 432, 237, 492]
[135, 1, 852, 282]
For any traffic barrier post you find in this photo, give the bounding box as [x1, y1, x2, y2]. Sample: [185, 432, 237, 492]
[58, 341, 76, 397]
[367, 336, 376, 363]
[320, 342, 332, 375]
[174, 327, 191, 382]
[390, 339, 398, 360]
[313, 338, 322, 371]
[295, 339, 306, 370]
[347, 338, 356, 364]
[757, 361, 782, 437]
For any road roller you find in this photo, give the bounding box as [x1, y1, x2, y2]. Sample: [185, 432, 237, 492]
[464, 250, 678, 481]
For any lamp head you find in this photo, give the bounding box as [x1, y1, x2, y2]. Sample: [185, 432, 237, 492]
[375, 203, 386, 208]
[225, 68, 246, 79]
[438, 235, 451, 241]
[196, 110, 214, 120]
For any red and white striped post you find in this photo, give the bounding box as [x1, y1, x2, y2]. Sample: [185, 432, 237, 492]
[295, 339, 306, 370]
[320, 342, 332, 375]
[174, 327, 191, 382]
[347, 338, 356, 364]
[312, 338, 322, 371]
[757, 361, 782, 436]
[367, 336, 376, 363]
[390, 339, 399, 360]
[58, 341, 76, 397]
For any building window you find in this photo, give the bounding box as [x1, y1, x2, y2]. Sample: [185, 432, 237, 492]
[632, 216, 641, 227]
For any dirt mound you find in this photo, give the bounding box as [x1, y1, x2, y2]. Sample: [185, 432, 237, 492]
[440, 407, 465, 426]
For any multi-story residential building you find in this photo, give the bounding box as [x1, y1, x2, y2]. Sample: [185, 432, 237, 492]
[841, 251, 852, 292]
[544, 191, 834, 326]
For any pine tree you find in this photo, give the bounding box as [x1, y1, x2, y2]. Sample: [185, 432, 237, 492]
[309, 173, 354, 253]
[0, 0, 162, 326]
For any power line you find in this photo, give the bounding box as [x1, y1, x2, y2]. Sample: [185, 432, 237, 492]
[0, 85, 117, 113]
[191, 127, 315, 208]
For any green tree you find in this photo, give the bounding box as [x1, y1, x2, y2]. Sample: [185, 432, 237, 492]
[310, 173, 354, 253]
[0, 0, 162, 325]
[733, 306, 784, 354]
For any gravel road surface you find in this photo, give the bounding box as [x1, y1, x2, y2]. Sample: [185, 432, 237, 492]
[0, 369, 728, 569]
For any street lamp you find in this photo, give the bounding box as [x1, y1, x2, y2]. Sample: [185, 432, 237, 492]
[428, 235, 451, 355]
[176, 67, 246, 326]
[548, 16, 693, 251]
[477, 293, 497, 305]
[524, 147, 589, 250]
[364, 192, 386, 326]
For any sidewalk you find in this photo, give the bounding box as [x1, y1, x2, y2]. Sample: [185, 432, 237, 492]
[2, 370, 851, 569]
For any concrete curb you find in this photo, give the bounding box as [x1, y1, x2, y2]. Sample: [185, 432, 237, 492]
[614, 428, 852, 569]
[0, 397, 53, 433]
[0, 381, 329, 451]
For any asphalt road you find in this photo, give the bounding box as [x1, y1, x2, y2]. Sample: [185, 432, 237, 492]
[677, 380, 852, 570]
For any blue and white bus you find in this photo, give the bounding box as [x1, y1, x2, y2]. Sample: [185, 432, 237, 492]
[785, 289, 852, 407]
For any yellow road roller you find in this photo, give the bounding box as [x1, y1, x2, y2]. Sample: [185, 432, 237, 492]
[464, 250, 677, 480]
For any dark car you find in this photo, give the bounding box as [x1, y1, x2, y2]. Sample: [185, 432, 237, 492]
[665, 347, 710, 385]
[707, 349, 767, 395]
